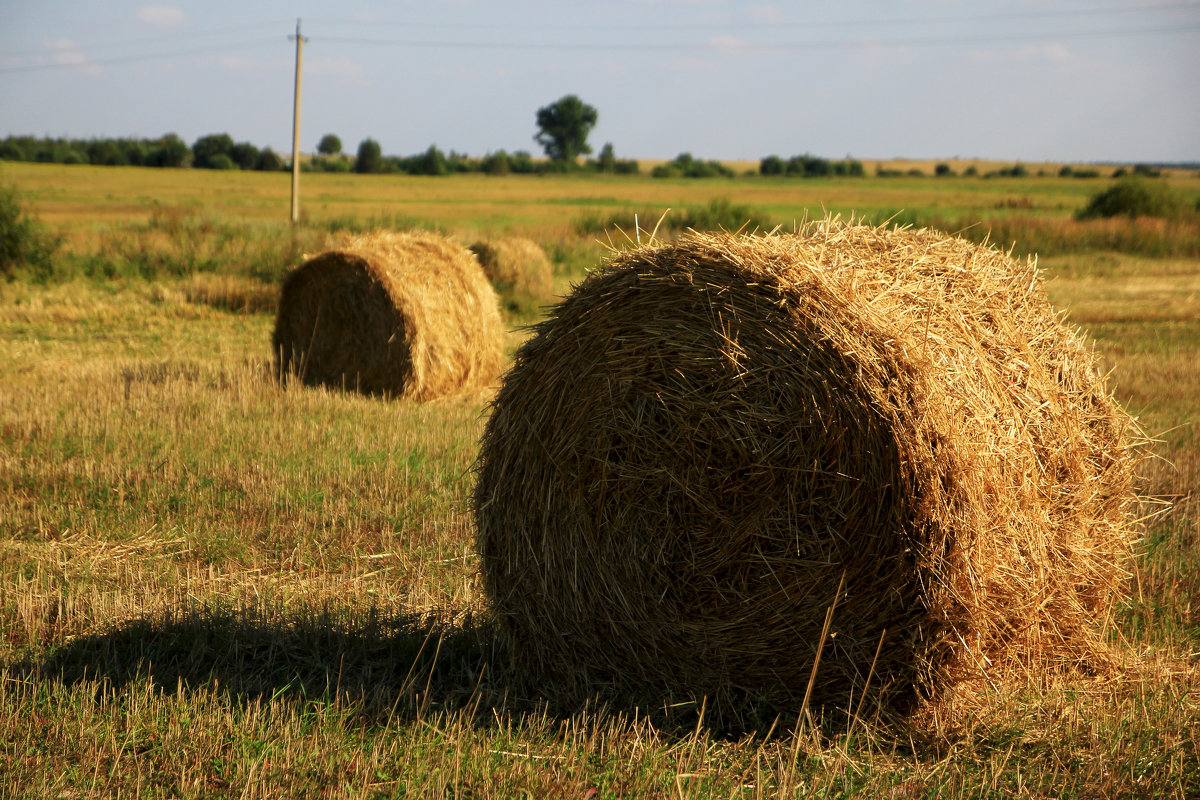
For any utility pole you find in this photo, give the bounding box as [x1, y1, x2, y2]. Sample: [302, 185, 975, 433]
[289, 19, 307, 224]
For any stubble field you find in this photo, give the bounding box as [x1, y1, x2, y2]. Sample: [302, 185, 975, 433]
[1, 161, 1198, 797]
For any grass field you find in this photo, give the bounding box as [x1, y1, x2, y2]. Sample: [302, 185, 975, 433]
[1, 162, 1198, 797]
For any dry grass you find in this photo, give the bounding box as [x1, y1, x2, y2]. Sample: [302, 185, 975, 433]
[273, 231, 505, 401]
[0, 171, 1197, 796]
[475, 220, 1145, 731]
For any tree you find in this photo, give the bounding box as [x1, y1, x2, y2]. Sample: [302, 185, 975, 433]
[354, 138, 383, 174]
[534, 95, 598, 163]
[192, 133, 235, 169]
[256, 148, 284, 171]
[145, 134, 190, 168]
[229, 141, 261, 170]
[317, 134, 342, 156]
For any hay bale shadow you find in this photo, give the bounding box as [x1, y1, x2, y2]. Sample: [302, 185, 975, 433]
[18, 602, 824, 739]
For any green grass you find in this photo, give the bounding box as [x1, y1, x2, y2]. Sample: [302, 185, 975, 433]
[0, 165, 1197, 797]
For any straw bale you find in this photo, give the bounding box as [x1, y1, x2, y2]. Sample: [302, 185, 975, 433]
[469, 237, 555, 302]
[273, 231, 505, 400]
[473, 220, 1142, 727]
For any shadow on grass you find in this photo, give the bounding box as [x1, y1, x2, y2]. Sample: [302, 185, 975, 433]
[18, 601, 888, 740]
[20, 603, 507, 726]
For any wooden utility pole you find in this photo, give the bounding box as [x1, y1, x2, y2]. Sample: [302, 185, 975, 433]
[289, 19, 306, 224]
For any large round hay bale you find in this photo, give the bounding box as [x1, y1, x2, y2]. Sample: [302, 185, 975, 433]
[473, 220, 1141, 726]
[273, 231, 505, 400]
[469, 237, 555, 305]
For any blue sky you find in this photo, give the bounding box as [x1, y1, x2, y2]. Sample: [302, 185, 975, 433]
[2, 1, 1198, 163]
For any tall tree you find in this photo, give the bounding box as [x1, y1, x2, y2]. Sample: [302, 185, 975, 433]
[354, 138, 383, 174]
[534, 95, 598, 163]
[317, 134, 342, 156]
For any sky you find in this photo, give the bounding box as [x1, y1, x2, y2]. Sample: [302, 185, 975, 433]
[1, 0, 1198, 164]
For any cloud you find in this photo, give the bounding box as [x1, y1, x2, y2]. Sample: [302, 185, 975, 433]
[749, 5, 784, 24]
[43, 39, 100, 73]
[709, 35, 750, 53]
[136, 7, 187, 27]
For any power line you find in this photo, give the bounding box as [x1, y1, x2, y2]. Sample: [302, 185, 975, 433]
[0, 38, 282, 75]
[0, 20, 293, 59]
[305, 1, 1200, 32]
[316, 23, 1200, 53]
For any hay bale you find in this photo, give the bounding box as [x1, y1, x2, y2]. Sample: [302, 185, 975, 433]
[469, 237, 554, 303]
[473, 220, 1141, 726]
[273, 231, 505, 400]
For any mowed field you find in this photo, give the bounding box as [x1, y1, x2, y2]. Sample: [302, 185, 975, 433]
[1, 161, 1198, 797]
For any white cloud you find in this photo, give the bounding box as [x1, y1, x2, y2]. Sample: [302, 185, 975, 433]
[749, 5, 784, 24]
[43, 39, 100, 73]
[136, 7, 187, 27]
[709, 35, 750, 53]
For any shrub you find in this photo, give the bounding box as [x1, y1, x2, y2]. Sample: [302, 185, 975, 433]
[935, 163, 954, 177]
[256, 148, 284, 171]
[760, 155, 785, 176]
[652, 153, 733, 179]
[1077, 175, 1189, 220]
[0, 184, 61, 280]
[482, 150, 510, 176]
[354, 138, 384, 174]
[206, 154, 236, 170]
[192, 133, 235, 169]
[229, 142, 260, 170]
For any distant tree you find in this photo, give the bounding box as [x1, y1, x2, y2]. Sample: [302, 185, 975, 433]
[935, 163, 954, 177]
[192, 133, 235, 168]
[86, 140, 128, 167]
[408, 145, 448, 176]
[482, 150, 510, 176]
[145, 134, 190, 168]
[0, 139, 27, 161]
[354, 138, 383, 174]
[534, 95, 598, 163]
[509, 150, 536, 174]
[317, 134, 342, 156]
[760, 155, 785, 176]
[256, 148, 284, 171]
[207, 153, 236, 170]
[594, 142, 616, 173]
[1076, 175, 1187, 220]
[229, 141, 261, 170]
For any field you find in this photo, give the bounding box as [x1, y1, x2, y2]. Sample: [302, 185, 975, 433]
[1, 161, 1198, 797]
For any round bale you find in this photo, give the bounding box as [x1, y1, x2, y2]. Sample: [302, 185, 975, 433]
[473, 221, 1140, 725]
[273, 231, 505, 400]
[469, 237, 555, 307]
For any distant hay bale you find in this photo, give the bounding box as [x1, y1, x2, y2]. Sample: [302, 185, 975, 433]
[273, 231, 505, 400]
[473, 220, 1142, 727]
[469, 237, 554, 304]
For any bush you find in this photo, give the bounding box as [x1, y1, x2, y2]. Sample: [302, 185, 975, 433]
[482, 150, 510, 176]
[935, 163, 954, 177]
[206, 154, 236, 170]
[1076, 175, 1189, 220]
[0, 184, 61, 280]
[256, 148, 284, 171]
[192, 133, 235, 169]
[354, 138, 384, 174]
[652, 153, 734, 179]
[760, 155, 785, 176]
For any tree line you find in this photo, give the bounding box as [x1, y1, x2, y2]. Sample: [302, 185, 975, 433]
[0, 95, 1171, 181]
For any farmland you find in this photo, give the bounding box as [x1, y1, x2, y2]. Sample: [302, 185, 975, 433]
[1, 161, 1198, 797]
